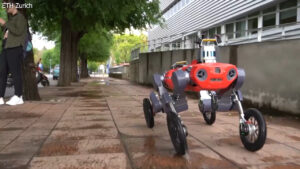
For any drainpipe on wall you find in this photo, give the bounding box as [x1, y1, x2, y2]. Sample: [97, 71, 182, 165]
[221, 25, 226, 45]
[298, 0, 300, 22]
[257, 11, 263, 42]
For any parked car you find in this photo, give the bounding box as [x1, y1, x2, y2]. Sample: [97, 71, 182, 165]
[53, 65, 60, 80]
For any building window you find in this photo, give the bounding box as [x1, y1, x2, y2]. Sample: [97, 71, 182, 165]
[236, 20, 246, 38]
[226, 23, 234, 39]
[202, 30, 208, 39]
[208, 28, 216, 38]
[280, 0, 297, 10]
[263, 13, 276, 27]
[280, 9, 297, 24]
[279, 0, 297, 24]
[216, 26, 221, 35]
[263, 5, 276, 28]
[263, 6, 276, 14]
[248, 18, 258, 34]
[248, 11, 260, 18]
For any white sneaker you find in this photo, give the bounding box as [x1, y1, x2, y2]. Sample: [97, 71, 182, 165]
[19, 96, 24, 105]
[6, 95, 24, 106]
[0, 97, 4, 105]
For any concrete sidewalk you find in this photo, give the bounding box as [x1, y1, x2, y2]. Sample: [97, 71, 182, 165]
[0, 78, 299, 169]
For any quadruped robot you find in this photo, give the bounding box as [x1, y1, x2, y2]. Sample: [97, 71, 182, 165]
[143, 36, 267, 155]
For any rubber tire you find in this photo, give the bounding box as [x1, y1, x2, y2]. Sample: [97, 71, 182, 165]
[143, 98, 154, 128]
[240, 108, 267, 152]
[203, 111, 216, 125]
[41, 81, 46, 87]
[167, 112, 188, 155]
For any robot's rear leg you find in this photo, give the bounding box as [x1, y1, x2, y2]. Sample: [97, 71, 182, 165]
[143, 74, 165, 129]
[198, 90, 217, 125]
[165, 70, 190, 155]
[166, 103, 188, 155]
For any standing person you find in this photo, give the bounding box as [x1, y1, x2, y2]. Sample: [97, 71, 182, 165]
[0, 0, 27, 106]
[36, 58, 43, 84]
[37, 58, 43, 71]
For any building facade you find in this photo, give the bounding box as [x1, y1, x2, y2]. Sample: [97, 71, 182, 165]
[148, 0, 300, 51]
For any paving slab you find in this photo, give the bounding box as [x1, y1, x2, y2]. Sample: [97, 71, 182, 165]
[29, 153, 128, 169]
[1, 77, 300, 169]
[39, 138, 123, 157]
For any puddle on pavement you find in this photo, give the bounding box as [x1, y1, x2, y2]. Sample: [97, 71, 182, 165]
[288, 135, 300, 141]
[88, 145, 123, 154]
[58, 91, 104, 99]
[261, 155, 286, 162]
[0, 127, 24, 131]
[265, 163, 300, 169]
[217, 136, 241, 146]
[52, 133, 116, 142]
[0, 161, 27, 169]
[0, 112, 41, 119]
[224, 111, 239, 116]
[124, 136, 235, 169]
[76, 124, 107, 130]
[75, 103, 108, 108]
[217, 136, 277, 146]
[88, 118, 110, 122]
[98, 79, 110, 86]
[76, 113, 102, 116]
[42, 98, 67, 103]
[39, 141, 79, 156]
[79, 108, 108, 112]
[59, 91, 81, 97]
[58, 88, 74, 91]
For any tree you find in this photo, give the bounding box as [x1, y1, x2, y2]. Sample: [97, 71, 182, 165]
[87, 61, 99, 73]
[27, 0, 161, 86]
[41, 46, 60, 72]
[111, 34, 147, 64]
[0, 6, 6, 51]
[78, 28, 112, 78]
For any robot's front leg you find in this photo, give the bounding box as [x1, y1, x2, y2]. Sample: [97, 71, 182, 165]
[232, 89, 267, 152]
[232, 90, 246, 123]
[232, 90, 249, 136]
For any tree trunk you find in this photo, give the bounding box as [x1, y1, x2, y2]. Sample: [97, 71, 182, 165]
[22, 50, 41, 101]
[71, 31, 79, 82]
[58, 17, 82, 86]
[80, 54, 89, 78]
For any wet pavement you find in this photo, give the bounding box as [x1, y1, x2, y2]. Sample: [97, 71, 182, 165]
[0, 77, 299, 169]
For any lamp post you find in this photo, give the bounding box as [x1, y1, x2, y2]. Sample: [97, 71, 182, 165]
[49, 57, 52, 74]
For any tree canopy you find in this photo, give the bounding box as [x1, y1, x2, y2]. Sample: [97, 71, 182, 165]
[28, 0, 161, 38]
[112, 34, 147, 64]
[41, 45, 60, 72]
[79, 28, 112, 63]
[27, 0, 161, 86]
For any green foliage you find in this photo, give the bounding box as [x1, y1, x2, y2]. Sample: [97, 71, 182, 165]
[27, 0, 161, 38]
[87, 61, 99, 72]
[111, 34, 147, 64]
[79, 27, 112, 62]
[41, 46, 60, 72]
[0, 5, 7, 51]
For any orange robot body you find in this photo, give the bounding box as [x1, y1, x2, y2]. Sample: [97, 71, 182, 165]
[163, 61, 238, 91]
